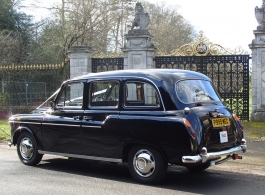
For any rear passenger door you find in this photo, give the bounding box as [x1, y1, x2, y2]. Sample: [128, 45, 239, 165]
[119, 80, 166, 144]
[81, 80, 121, 159]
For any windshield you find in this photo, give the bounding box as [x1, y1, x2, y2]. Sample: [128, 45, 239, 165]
[176, 80, 221, 104]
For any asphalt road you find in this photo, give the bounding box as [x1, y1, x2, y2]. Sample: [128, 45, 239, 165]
[0, 140, 265, 195]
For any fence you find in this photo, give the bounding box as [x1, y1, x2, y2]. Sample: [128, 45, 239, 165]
[0, 63, 69, 117]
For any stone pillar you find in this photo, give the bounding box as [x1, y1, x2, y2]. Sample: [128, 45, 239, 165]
[67, 46, 93, 79]
[121, 29, 156, 70]
[249, 1, 265, 121]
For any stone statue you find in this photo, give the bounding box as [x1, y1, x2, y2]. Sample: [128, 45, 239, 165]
[255, 0, 265, 30]
[131, 3, 150, 30]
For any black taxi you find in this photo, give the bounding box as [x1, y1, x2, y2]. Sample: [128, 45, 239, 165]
[8, 69, 247, 184]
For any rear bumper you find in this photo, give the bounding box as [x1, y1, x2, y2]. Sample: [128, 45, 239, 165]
[182, 139, 247, 164]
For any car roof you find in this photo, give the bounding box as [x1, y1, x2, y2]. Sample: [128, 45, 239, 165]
[71, 69, 210, 82]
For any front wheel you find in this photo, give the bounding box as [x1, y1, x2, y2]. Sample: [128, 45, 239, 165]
[17, 132, 43, 166]
[128, 146, 167, 184]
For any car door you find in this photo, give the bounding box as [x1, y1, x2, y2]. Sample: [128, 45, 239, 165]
[119, 80, 166, 145]
[81, 80, 121, 159]
[42, 81, 85, 155]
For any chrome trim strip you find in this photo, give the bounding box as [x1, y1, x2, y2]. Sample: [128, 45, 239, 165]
[8, 121, 41, 125]
[89, 106, 118, 109]
[182, 144, 247, 164]
[82, 125, 101, 128]
[42, 123, 80, 127]
[38, 150, 122, 163]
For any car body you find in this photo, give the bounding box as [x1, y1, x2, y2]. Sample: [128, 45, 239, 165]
[8, 69, 247, 184]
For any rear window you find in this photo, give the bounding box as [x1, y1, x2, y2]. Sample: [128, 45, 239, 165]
[176, 80, 221, 104]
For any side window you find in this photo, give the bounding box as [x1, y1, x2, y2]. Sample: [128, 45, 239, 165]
[125, 82, 160, 107]
[57, 82, 84, 108]
[89, 81, 119, 107]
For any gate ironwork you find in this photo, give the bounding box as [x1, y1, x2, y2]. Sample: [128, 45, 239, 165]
[92, 58, 124, 73]
[154, 55, 250, 120]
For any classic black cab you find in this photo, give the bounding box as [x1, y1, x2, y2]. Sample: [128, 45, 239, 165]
[8, 69, 247, 184]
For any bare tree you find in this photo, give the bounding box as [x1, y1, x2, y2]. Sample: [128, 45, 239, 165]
[143, 2, 196, 54]
[8, 0, 195, 65]
[0, 30, 19, 64]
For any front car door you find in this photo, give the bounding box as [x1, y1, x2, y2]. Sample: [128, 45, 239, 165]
[41, 81, 85, 154]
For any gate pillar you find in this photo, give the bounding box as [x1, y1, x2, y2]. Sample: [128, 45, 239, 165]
[249, 1, 265, 121]
[67, 46, 93, 79]
[121, 30, 156, 70]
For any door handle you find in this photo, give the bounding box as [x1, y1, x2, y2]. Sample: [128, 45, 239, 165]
[83, 116, 92, 120]
[73, 116, 83, 120]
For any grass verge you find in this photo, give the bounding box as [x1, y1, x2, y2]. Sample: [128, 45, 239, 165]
[242, 121, 265, 139]
[0, 120, 10, 141]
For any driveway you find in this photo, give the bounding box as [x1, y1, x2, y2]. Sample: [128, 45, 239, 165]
[0, 137, 264, 195]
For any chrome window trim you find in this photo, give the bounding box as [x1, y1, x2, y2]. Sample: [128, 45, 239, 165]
[38, 150, 122, 163]
[89, 106, 118, 110]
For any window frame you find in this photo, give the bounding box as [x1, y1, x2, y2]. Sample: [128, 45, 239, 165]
[123, 80, 161, 109]
[88, 80, 120, 109]
[55, 81, 85, 110]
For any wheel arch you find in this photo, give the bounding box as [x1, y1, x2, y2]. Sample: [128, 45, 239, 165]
[13, 126, 34, 146]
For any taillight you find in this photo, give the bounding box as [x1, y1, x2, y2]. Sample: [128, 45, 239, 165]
[233, 114, 244, 130]
[183, 118, 197, 139]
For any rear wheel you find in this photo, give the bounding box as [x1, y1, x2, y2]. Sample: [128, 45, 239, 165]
[17, 132, 43, 166]
[185, 162, 210, 172]
[128, 146, 167, 184]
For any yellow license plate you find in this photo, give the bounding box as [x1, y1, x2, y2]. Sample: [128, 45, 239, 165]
[212, 118, 230, 127]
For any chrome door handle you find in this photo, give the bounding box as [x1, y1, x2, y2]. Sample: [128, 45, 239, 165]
[83, 116, 92, 120]
[73, 116, 83, 120]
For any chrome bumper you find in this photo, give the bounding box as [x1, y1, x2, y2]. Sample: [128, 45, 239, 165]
[182, 139, 247, 164]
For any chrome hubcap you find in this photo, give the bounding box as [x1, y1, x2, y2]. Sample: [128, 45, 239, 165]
[19, 137, 34, 160]
[133, 149, 155, 177]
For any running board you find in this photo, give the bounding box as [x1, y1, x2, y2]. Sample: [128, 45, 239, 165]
[38, 150, 123, 163]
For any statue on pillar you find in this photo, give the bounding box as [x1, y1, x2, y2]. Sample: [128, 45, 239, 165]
[127, 3, 150, 35]
[255, 0, 265, 30]
[131, 2, 150, 30]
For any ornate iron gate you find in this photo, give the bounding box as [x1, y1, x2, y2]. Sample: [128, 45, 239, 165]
[154, 55, 250, 120]
[92, 58, 124, 73]
[154, 33, 250, 120]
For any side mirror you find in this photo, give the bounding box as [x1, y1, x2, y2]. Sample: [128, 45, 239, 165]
[50, 101, 55, 108]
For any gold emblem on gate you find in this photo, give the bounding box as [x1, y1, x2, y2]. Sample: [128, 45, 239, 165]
[212, 118, 230, 127]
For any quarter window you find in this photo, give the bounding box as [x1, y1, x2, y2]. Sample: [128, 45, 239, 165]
[125, 82, 160, 107]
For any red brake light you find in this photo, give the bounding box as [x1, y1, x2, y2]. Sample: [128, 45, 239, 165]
[183, 119, 197, 139]
[233, 114, 244, 130]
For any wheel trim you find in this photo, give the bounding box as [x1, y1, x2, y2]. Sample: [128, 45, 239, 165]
[19, 137, 34, 160]
[133, 149, 155, 178]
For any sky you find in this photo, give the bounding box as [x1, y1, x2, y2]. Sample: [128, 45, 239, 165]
[21, 0, 262, 55]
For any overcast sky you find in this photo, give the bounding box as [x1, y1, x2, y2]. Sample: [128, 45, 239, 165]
[148, 0, 262, 54]
[22, 0, 262, 54]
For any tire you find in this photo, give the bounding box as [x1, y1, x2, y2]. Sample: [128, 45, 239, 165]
[17, 132, 43, 166]
[185, 162, 210, 172]
[128, 146, 167, 184]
